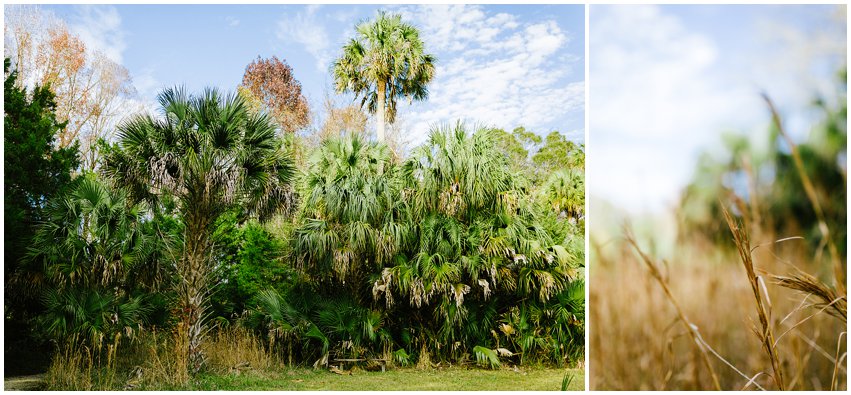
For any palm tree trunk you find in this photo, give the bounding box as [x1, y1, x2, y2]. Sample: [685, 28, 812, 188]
[377, 80, 386, 143]
[184, 253, 207, 375]
[180, 213, 211, 375]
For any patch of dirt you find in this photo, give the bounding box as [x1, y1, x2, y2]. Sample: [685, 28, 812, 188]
[4, 374, 46, 391]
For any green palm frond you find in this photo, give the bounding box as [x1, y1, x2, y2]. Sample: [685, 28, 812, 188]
[473, 345, 501, 369]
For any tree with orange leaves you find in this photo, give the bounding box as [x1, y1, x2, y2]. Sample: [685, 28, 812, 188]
[4, 5, 136, 171]
[240, 56, 311, 134]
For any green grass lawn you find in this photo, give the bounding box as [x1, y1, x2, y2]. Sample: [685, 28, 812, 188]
[143, 366, 584, 391]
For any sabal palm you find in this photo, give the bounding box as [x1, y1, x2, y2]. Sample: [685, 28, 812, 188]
[404, 124, 519, 218]
[296, 135, 406, 286]
[23, 175, 158, 345]
[400, 125, 562, 291]
[25, 175, 159, 292]
[333, 11, 435, 142]
[294, 124, 582, 365]
[253, 289, 329, 365]
[38, 287, 150, 346]
[104, 86, 295, 374]
[539, 168, 584, 220]
[376, 124, 577, 358]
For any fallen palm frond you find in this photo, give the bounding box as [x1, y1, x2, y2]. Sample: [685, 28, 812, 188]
[473, 345, 501, 369]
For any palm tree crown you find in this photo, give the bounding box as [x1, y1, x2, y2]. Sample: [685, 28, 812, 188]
[333, 11, 436, 143]
[106, 87, 295, 219]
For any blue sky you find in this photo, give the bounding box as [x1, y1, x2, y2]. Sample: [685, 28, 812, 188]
[27, 4, 585, 148]
[589, 4, 846, 214]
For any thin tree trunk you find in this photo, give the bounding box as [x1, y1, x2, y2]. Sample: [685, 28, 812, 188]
[377, 80, 386, 143]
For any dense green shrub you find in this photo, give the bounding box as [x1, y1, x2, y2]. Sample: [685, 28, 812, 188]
[282, 124, 584, 367]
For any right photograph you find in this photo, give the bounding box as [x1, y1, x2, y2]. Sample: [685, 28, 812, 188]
[589, 4, 847, 391]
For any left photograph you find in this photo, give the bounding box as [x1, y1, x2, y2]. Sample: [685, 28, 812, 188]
[3, 4, 585, 391]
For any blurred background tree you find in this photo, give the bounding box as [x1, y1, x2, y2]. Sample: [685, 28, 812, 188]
[678, 67, 846, 274]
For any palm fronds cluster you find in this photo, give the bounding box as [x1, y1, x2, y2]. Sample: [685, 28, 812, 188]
[278, 123, 584, 367]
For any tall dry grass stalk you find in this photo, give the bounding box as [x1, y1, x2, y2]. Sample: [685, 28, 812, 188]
[624, 228, 722, 390]
[762, 94, 845, 296]
[722, 205, 785, 390]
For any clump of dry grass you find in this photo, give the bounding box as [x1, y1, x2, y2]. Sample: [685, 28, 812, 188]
[41, 324, 284, 390]
[133, 323, 279, 387]
[592, 91, 845, 391]
[44, 334, 122, 390]
[590, 225, 846, 390]
[134, 325, 191, 388]
[416, 343, 432, 369]
[203, 324, 277, 375]
[45, 342, 95, 390]
[624, 228, 721, 390]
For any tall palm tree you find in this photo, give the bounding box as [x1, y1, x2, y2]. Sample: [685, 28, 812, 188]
[333, 12, 436, 143]
[104, 86, 296, 374]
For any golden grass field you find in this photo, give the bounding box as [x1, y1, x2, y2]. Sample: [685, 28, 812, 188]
[590, 215, 846, 390]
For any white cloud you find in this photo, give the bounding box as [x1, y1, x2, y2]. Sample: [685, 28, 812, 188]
[68, 5, 126, 64]
[589, 5, 759, 214]
[394, 4, 584, 147]
[276, 5, 332, 72]
[589, 5, 846, 214]
[398, 5, 521, 55]
[226, 16, 240, 27]
[331, 8, 359, 24]
[131, 67, 161, 106]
